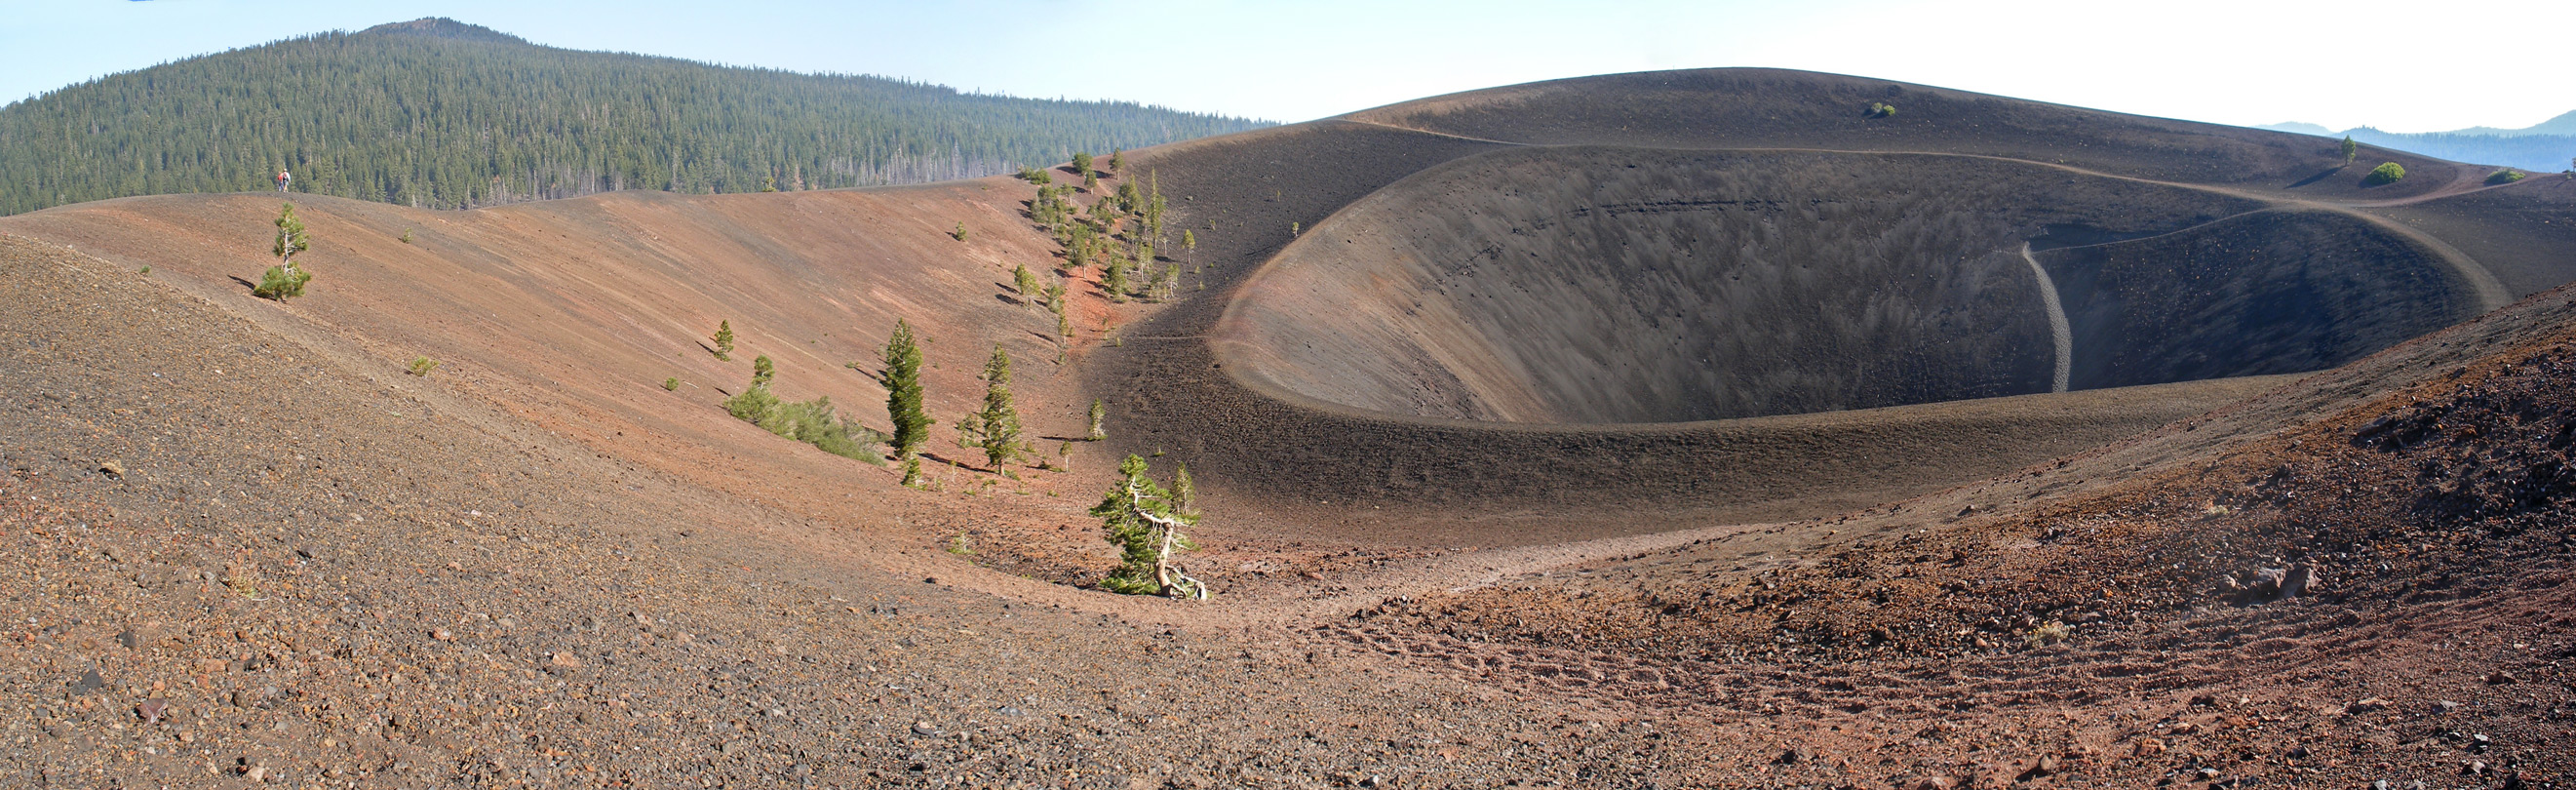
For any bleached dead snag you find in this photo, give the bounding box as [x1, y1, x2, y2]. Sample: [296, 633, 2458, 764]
[1092, 454, 1207, 600]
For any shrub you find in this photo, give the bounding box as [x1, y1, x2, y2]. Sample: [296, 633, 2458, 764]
[723, 361, 884, 464]
[407, 356, 441, 376]
[2024, 620, 2072, 648]
[1086, 399, 1107, 441]
[399, 228, 415, 244]
[952, 221, 969, 242]
[1866, 101, 1897, 118]
[662, 376, 680, 391]
[722, 380, 780, 423]
[2487, 169, 2526, 185]
[252, 265, 311, 299]
[712, 320, 736, 361]
[2365, 162, 2406, 185]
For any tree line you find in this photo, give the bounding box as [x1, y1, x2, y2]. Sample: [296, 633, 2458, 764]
[0, 18, 1269, 216]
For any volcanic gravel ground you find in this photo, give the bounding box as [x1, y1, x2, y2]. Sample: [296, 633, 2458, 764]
[1366, 296, 2576, 788]
[0, 234, 1722, 788]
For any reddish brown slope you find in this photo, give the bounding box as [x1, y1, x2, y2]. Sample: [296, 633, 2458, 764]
[0, 184, 1109, 529]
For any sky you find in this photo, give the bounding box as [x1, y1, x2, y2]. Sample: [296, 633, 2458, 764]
[2, 0, 2567, 133]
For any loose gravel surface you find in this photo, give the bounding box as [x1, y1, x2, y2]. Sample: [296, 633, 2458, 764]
[0, 235, 1696, 789]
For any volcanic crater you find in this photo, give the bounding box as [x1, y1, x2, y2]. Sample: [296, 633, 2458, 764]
[1218, 145, 2475, 425]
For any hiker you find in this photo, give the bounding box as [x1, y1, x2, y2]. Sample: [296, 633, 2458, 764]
[276, 169, 291, 192]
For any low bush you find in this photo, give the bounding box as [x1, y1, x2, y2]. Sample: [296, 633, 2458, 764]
[252, 265, 311, 299]
[2365, 162, 2406, 185]
[407, 356, 441, 376]
[2487, 169, 2526, 185]
[662, 376, 680, 391]
[724, 361, 885, 464]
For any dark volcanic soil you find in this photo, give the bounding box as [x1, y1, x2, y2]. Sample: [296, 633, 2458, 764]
[5, 67, 2576, 789]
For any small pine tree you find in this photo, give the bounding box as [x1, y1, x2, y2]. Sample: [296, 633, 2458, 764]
[1171, 463, 1196, 516]
[881, 320, 932, 459]
[253, 203, 314, 300]
[1104, 261, 1130, 302]
[1071, 152, 1094, 180]
[2341, 136, 2360, 165]
[1115, 180, 1141, 214]
[713, 320, 736, 361]
[761, 176, 780, 192]
[901, 456, 925, 488]
[1183, 229, 1196, 268]
[722, 361, 781, 423]
[959, 345, 1026, 468]
[1091, 454, 1205, 599]
[1108, 149, 1124, 173]
[1050, 292, 1072, 339]
[751, 354, 775, 388]
[1086, 398, 1107, 441]
[1013, 262, 1042, 306]
[953, 221, 969, 242]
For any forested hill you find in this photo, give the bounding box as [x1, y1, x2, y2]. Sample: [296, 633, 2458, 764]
[0, 18, 1272, 216]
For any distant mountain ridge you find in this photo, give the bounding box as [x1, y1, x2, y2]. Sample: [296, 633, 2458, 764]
[2256, 114, 2576, 173]
[0, 18, 1271, 216]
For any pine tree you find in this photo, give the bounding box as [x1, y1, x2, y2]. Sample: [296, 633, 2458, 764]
[1183, 229, 1196, 269]
[1086, 398, 1107, 441]
[1115, 180, 1140, 214]
[0, 25, 1272, 217]
[1091, 454, 1205, 599]
[953, 221, 969, 242]
[712, 320, 736, 361]
[881, 319, 931, 459]
[253, 202, 314, 300]
[1108, 149, 1124, 173]
[722, 356, 782, 423]
[1071, 151, 1094, 181]
[1103, 260, 1130, 303]
[958, 344, 1026, 468]
[1171, 462, 1196, 516]
[1013, 262, 1042, 307]
[2341, 136, 2360, 165]
[1050, 289, 1072, 340]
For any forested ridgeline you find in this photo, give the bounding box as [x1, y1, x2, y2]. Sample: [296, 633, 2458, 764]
[0, 18, 1271, 216]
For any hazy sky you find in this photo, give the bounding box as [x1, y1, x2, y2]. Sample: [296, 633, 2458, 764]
[4, 0, 2565, 133]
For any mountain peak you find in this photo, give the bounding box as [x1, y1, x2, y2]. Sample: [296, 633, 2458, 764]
[358, 18, 527, 45]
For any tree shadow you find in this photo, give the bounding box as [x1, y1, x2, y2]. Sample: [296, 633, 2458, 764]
[2286, 165, 2347, 188]
[227, 275, 258, 293]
